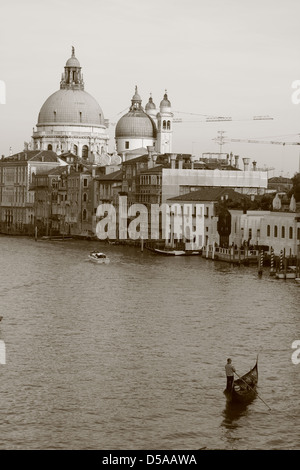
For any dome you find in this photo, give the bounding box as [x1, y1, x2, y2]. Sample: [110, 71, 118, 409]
[66, 56, 81, 68]
[37, 89, 105, 126]
[160, 91, 171, 108]
[115, 110, 157, 138]
[145, 96, 156, 111]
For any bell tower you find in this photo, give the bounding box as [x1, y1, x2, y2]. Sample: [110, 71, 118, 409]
[156, 90, 173, 154]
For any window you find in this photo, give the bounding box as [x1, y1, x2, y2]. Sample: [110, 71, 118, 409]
[83, 178, 88, 187]
[82, 145, 88, 159]
[267, 225, 270, 237]
[274, 225, 278, 237]
[125, 141, 129, 149]
[83, 192, 87, 202]
[82, 209, 87, 221]
[289, 227, 293, 239]
[248, 228, 252, 240]
[281, 226, 285, 238]
[47, 144, 52, 150]
[167, 120, 171, 130]
[163, 120, 166, 130]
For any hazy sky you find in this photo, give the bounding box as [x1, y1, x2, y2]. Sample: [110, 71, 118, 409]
[1, 0, 300, 176]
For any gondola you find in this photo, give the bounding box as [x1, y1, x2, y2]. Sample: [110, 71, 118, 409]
[224, 358, 258, 405]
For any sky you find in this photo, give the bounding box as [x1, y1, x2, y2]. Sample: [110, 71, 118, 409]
[1, 0, 300, 176]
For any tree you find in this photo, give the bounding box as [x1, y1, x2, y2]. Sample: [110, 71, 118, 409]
[289, 172, 300, 202]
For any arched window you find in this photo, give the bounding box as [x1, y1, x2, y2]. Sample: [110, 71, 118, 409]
[82, 145, 88, 159]
[82, 209, 87, 221]
[289, 227, 293, 239]
[83, 192, 87, 202]
[281, 226, 285, 238]
[47, 144, 52, 151]
[167, 120, 171, 130]
[267, 225, 270, 237]
[163, 120, 166, 130]
[73, 144, 78, 156]
[274, 225, 278, 237]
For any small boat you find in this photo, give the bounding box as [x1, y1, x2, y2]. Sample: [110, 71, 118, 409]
[224, 358, 258, 405]
[275, 266, 297, 279]
[147, 247, 202, 256]
[88, 251, 110, 264]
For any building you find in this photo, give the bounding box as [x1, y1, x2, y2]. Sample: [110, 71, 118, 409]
[166, 187, 248, 250]
[30, 47, 110, 164]
[229, 209, 300, 256]
[0, 150, 63, 234]
[115, 87, 173, 158]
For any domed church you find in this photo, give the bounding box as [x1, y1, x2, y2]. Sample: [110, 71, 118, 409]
[31, 47, 109, 163]
[115, 87, 173, 160]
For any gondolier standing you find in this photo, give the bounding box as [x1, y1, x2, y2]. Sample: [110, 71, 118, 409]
[225, 358, 236, 391]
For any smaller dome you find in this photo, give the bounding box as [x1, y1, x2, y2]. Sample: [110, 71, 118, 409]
[65, 46, 80, 68]
[160, 91, 171, 108]
[132, 86, 142, 103]
[115, 111, 157, 139]
[145, 95, 156, 111]
[66, 56, 80, 68]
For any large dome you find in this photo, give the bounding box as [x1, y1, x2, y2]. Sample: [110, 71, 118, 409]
[37, 89, 105, 126]
[115, 110, 157, 138]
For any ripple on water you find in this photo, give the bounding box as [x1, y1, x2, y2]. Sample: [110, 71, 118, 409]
[0, 237, 299, 449]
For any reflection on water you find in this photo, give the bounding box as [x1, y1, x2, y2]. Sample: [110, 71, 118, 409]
[0, 236, 300, 450]
[221, 401, 253, 430]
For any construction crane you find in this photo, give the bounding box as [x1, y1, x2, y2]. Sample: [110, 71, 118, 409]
[108, 109, 274, 126]
[228, 137, 300, 146]
[173, 112, 273, 123]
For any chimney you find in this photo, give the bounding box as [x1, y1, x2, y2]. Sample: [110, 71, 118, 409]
[242, 157, 251, 171]
[147, 145, 155, 169]
[190, 155, 195, 169]
[170, 153, 176, 169]
[229, 152, 233, 166]
[226, 154, 230, 165]
[178, 156, 183, 170]
[152, 154, 157, 165]
[234, 155, 239, 168]
[252, 161, 257, 171]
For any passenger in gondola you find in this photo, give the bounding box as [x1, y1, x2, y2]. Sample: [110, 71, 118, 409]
[225, 358, 236, 391]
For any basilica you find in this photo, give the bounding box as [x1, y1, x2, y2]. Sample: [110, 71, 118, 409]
[29, 48, 174, 163]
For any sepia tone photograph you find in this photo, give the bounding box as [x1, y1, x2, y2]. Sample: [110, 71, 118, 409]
[0, 0, 299, 455]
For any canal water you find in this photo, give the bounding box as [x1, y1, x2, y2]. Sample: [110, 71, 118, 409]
[0, 235, 299, 450]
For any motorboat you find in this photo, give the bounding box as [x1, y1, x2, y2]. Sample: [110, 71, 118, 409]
[88, 251, 110, 264]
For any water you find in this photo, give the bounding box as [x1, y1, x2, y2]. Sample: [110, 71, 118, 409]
[0, 235, 299, 450]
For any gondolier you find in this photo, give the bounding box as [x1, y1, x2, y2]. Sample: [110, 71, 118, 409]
[225, 358, 236, 391]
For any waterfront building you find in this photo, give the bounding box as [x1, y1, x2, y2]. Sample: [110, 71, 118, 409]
[166, 187, 247, 250]
[115, 88, 173, 159]
[229, 209, 300, 256]
[0, 150, 63, 234]
[30, 47, 109, 163]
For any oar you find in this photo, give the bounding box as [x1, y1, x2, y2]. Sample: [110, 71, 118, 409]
[235, 372, 271, 411]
